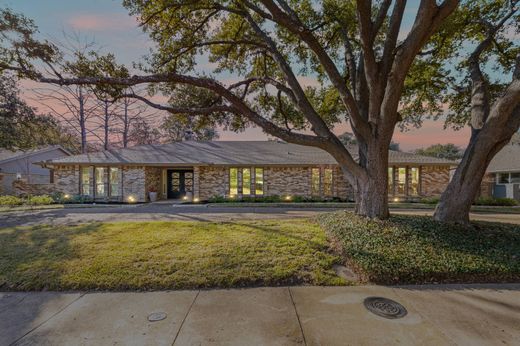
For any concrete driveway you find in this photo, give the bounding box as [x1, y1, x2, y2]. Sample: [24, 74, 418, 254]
[1, 204, 520, 228]
[2, 284, 519, 345]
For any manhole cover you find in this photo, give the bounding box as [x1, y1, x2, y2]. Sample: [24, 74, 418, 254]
[363, 297, 407, 319]
[147, 312, 167, 322]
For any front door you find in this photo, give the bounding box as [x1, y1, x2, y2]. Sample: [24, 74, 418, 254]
[167, 170, 194, 199]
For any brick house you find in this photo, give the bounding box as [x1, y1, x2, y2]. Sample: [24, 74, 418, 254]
[41, 141, 456, 203]
[480, 140, 520, 201]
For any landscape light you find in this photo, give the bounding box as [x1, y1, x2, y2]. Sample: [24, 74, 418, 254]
[194, 198, 200, 203]
[393, 197, 399, 202]
[127, 196, 136, 203]
[285, 195, 292, 201]
[183, 196, 188, 201]
[63, 194, 71, 199]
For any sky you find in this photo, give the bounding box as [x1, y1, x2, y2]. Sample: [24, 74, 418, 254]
[2, 0, 472, 151]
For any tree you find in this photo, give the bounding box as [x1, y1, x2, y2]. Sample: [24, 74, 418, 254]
[431, 0, 520, 224]
[128, 119, 162, 145]
[338, 132, 400, 151]
[415, 143, 462, 160]
[0, 2, 459, 218]
[162, 113, 219, 141]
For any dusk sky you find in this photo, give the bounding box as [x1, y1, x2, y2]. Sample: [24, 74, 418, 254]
[3, 0, 472, 151]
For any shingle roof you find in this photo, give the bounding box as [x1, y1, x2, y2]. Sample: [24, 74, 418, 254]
[0, 145, 70, 164]
[487, 142, 520, 173]
[46, 141, 456, 166]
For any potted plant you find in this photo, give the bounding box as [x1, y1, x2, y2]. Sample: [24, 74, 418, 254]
[148, 186, 158, 202]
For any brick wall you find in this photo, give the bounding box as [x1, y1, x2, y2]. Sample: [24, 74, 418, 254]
[264, 166, 311, 197]
[122, 167, 146, 202]
[420, 166, 451, 197]
[198, 166, 228, 200]
[54, 165, 80, 195]
[480, 173, 495, 198]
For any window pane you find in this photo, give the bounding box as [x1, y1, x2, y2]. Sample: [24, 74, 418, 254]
[409, 167, 419, 196]
[323, 169, 333, 197]
[498, 173, 510, 184]
[95, 167, 106, 197]
[81, 167, 90, 195]
[396, 167, 406, 195]
[229, 168, 238, 196]
[242, 168, 251, 195]
[311, 168, 320, 196]
[510, 173, 520, 183]
[388, 167, 394, 193]
[255, 168, 264, 195]
[110, 167, 120, 197]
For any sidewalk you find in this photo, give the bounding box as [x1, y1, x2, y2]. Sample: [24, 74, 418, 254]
[2, 284, 519, 345]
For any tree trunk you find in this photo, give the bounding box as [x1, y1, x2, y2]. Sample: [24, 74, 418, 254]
[123, 100, 129, 148]
[79, 87, 87, 154]
[104, 100, 109, 151]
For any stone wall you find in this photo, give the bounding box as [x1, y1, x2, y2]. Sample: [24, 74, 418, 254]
[198, 166, 228, 200]
[264, 166, 311, 197]
[122, 166, 146, 202]
[145, 167, 163, 200]
[12, 179, 55, 196]
[54, 165, 80, 195]
[420, 166, 451, 197]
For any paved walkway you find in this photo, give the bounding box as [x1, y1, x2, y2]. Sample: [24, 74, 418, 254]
[2, 204, 520, 227]
[1, 284, 519, 345]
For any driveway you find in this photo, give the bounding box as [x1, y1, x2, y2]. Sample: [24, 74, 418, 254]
[2, 284, 519, 345]
[1, 204, 520, 228]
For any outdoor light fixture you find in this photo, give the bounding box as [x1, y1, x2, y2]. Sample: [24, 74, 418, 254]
[393, 197, 400, 202]
[194, 198, 200, 203]
[63, 194, 71, 199]
[285, 195, 292, 201]
[127, 196, 136, 203]
[183, 196, 188, 201]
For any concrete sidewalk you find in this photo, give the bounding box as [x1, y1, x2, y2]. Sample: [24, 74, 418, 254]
[2, 284, 519, 346]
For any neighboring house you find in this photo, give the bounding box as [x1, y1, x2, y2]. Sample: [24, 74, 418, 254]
[43, 141, 456, 203]
[481, 141, 520, 201]
[0, 146, 72, 195]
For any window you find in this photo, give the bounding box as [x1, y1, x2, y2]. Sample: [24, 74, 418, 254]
[255, 168, 264, 195]
[242, 168, 251, 195]
[409, 167, 419, 195]
[388, 167, 394, 194]
[81, 167, 90, 195]
[311, 168, 320, 196]
[110, 167, 120, 197]
[95, 167, 106, 197]
[498, 173, 510, 184]
[510, 172, 520, 183]
[229, 168, 238, 196]
[323, 169, 333, 197]
[396, 167, 406, 195]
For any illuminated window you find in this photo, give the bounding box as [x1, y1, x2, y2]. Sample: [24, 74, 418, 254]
[396, 167, 406, 195]
[229, 168, 238, 196]
[323, 169, 333, 197]
[110, 167, 120, 197]
[409, 167, 419, 195]
[388, 167, 394, 194]
[95, 167, 106, 197]
[311, 168, 321, 196]
[81, 167, 90, 196]
[511, 172, 520, 183]
[242, 168, 251, 195]
[255, 168, 264, 195]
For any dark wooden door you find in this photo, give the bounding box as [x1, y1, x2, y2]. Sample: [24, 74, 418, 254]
[167, 170, 193, 199]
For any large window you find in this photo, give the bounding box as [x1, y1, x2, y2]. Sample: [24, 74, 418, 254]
[409, 167, 419, 195]
[311, 168, 320, 196]
[95, 167, 106, 197]
[81, 167, 90, 195]
[242, 168, 251, 195]
[323, 169, 333, 197]
[396, 167, 407, 195]
[110, 167, 120, 197]
[255, 168, 264, 195]
[497, 172, 520, 184]
[229, 168, 238, 196]
[388, 167, 394, 194]
[511, 172, 520, 183]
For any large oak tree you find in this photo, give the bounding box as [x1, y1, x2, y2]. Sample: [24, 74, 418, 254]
[0, 1, 459, 218]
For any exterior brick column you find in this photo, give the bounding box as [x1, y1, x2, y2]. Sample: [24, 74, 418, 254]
[193, 166, 200, 200]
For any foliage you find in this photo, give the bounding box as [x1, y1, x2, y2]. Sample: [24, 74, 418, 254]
[208, 195, 347, 203]
[415, 143, 463, 160]
[26, 195, 54, 205]
[0, 195, 23, 206]
[161, 113, 219, 142]
[419, 197, 441, 205]
[0, 219, 345, 290]
[338, 132, 400, 151]
[318, 212, 520, 284]
[128, 119, 162, 145]
[474, 197, 519, 206]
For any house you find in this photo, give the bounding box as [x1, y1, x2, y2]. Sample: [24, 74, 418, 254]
[480, 140, 520, 201]
[0, 145, 71, 195]
[42, 141, 456, 203]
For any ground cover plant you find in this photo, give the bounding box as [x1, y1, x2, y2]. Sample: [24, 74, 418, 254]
[318, 212, 520, 284]
[0, 219, 345, 291]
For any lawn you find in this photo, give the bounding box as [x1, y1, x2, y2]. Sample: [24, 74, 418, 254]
[318, 211, 520, 284]
[0, 219, 345, 291]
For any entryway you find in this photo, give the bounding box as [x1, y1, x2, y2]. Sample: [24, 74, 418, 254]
[166, 169, 194, 199]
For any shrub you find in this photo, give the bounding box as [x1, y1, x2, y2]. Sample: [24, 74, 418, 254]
[26, 195, 54, 205]
[474, 197, 519, 206]
[0, 195, 24, 206]
[419, 197, 440, 204]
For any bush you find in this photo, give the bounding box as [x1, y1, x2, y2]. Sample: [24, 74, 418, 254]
[318, 211, 520, 284]
[474, 197, 519, 206]
[0, 195, 24, 206]
[207, 194, 348, 203]
[26, 195, 54, 205]
[419, 197, 440, 204]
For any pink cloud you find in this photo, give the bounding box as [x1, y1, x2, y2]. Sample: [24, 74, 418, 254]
[67, 14, 138, 31]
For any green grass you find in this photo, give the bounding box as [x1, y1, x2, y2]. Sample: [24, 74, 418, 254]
[318, 211, 520, 285]
[0, 220, 345, 291]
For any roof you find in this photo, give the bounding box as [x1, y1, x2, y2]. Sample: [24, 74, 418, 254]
[0, 145, 71, 165]
[46, 141, 456, 167]
[487, 142, 520, 173]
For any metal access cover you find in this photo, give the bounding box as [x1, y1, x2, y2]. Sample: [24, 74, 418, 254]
[147, 312, 167, 322]
[363, 297, 407, 319]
